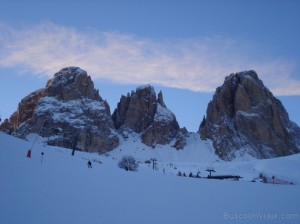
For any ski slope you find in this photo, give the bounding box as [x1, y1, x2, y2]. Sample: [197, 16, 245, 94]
[1, 132, 300, 224]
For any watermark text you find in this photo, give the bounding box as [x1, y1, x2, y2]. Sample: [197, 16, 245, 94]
[224, 212, 299, 221]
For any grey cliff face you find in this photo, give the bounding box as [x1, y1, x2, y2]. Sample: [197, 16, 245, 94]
[112, 85, 186, 148]
[200, 70, 300, 160]
[0, 67, 119, 153]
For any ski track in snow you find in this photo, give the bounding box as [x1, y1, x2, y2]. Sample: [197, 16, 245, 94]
[0, 132, 300, 224]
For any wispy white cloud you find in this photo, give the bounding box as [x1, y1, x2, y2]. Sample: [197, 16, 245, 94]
[0, 22, 299, 95]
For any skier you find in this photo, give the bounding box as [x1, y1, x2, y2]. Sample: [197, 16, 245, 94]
[87, 160, 92, 168]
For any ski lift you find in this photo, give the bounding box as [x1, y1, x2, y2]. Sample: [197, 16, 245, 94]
[206, 167, 216, 177]
[27, 112, 50, 158]
[150, 158, 157, 170]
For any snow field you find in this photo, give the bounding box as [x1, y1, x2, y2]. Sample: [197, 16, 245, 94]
[1, 132, 300, 224]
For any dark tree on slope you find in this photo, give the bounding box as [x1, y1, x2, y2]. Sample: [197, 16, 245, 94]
[118, 155, 139, 171]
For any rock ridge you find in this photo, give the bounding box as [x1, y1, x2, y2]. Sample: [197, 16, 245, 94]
[112, 85, 187, 149]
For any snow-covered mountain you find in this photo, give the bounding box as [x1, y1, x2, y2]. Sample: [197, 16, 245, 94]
[200, 71, 300, 160]
[1, 67, 300, 161]
[1, 132, 300, 224]
[0, 67, 119, 153]
[112, 84, 187, 149]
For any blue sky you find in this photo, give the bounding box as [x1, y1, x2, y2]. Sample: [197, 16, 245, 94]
[0, 0, 299, 132]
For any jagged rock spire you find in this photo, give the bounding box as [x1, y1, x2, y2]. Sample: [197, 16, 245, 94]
[157, 91, 166, 108]
[112, 85, 186, 148]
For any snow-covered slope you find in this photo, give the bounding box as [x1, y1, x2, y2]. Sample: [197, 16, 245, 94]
[1, 132, 300, 224]
[110, 132, 300, 183]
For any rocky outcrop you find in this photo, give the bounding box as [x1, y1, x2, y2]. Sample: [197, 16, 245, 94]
[46, 67, 102, 101]
[0, 88, 47, 134]
[0, 67, 119, 153]
[199, 70, 300, 160]
[112, 85, 186, 148]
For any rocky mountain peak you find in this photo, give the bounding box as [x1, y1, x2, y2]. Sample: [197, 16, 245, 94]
[0, 67, 119, 153]
[114, 84, 157, 133]
[46, 67, 102, 101]
[112, 85, 186, 149]
[200, 70, 300, 160]
[225, 70, 259, 82]
[157, 90, 166, 108]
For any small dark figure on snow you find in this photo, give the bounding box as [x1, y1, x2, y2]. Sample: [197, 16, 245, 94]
[41, 152, 44, 164]
[87, 160, 92, 168]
